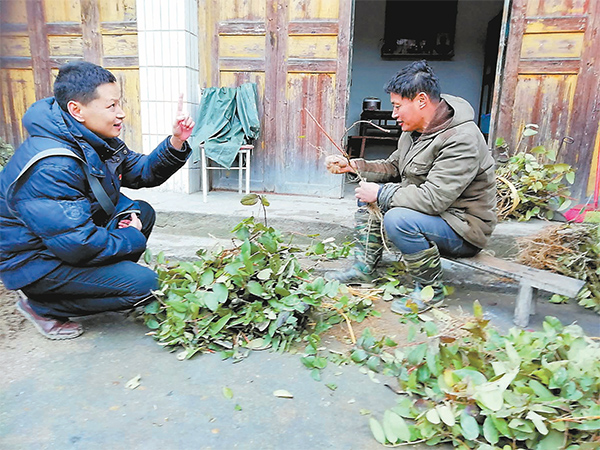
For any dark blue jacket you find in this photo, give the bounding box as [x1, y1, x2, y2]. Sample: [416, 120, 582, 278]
[0, 97, 191, 290]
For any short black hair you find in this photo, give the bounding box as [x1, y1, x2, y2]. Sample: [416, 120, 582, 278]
[384, 60, 441, 101]
[53, 61, 117, 111]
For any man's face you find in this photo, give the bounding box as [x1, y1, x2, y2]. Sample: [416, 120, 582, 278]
[390, 92, 425, 133]
[74, 82, 125, 138]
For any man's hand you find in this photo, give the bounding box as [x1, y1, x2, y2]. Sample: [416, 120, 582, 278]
[118, 212, 142, 231]
[325, 154, 357, 174]
[170, 94, 195, 149]
[355, 181, 380, 204]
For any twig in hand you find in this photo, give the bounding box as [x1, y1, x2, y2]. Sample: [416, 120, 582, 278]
[303, 108, 365, 183]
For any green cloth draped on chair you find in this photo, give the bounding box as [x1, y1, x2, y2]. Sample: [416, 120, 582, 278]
[189, 83, 260, 169]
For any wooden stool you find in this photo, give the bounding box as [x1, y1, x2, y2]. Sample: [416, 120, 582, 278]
[200, 144, 253, 202]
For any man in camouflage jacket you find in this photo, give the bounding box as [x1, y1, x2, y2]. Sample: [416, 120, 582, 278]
[325, 60, 497, 313]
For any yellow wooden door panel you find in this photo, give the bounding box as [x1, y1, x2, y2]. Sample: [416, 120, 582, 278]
[43, 0, 80, 22]
[288, 35, 338, 59]
[98, 0, 136, 22]
[520, 33, 584, 59]
[48, 36, 84, 57]
[526, 0, 587, 16]
[113, 69, 141, 151]
[219, 35, 266, 58]
[1, 0, 27, 22]
[0, 70, 37, 145]
[102, 34, 138, 57]
[1, 36, 31, 58]
[289, 0, 340, 20]
[219, 0, 266, 21]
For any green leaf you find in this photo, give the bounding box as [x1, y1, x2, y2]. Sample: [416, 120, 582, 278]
[453, 368, 487, 386]
[436, 404, 455, 426]
[483, 417, 499, 444]
[144, 300, 160, 314]
[473, 299, 483, 318]
[222, 386, 233, 399]
[537, 430, 565, 450]
[420, 285, 435, 302]
[474, 388, 504, 411]
[273, 389, 293, 398]
[566, 171, 575, 184]
[382, 411, 398, 444]
[204, 292, 218, 311]
[529, 379, 557, 401]
[460, 412, 480, 440]
[240, 193, 259, 205]
[522, 128, 538, 137]
[407, 343, 427, 366]
[146, 318, 160, 329]
[526, 410, 548, 435]
[325, 383, 337, 391]
[212, 283, 229, 303]
[210, 313, 232, 335]
[200, 270, 214, 286]
[246, 281, 265, 297]
[369, 418, 387, 444]
[257, 268, 272, 280]
[310, 368, 321, 381]
[423, 321, 438, 337]
[426, 408, 441, 424]
[143, 248, 152, 265]
[351, 349, 369, 363]
[386, 411, 411, 442]
[366, 355, 380, 372]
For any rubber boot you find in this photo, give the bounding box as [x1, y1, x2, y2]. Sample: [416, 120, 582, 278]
[325, 205, 383, 284]
[391, 244, 445, 314]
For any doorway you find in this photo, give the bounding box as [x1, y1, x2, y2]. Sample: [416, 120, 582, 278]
[347, 0, 506, 164]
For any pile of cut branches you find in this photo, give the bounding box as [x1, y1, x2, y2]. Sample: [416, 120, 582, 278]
[367, 306, 600, 448]
[516, 223, 600, 312]
[143, 216, 376, 360]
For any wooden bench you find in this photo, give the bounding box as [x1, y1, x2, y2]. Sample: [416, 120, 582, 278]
[443, 253, 585, 327]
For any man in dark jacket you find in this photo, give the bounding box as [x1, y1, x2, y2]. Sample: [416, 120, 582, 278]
[325, 61, 497, 313]
[0, 61, 195, 339]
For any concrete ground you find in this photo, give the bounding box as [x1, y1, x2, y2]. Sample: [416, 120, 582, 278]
[1, 188, 598, 450]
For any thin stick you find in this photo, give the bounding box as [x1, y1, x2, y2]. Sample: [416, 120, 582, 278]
[304, 108, 348, 156]
[304, 108, 366, 183]
[340, 310, 357, 344]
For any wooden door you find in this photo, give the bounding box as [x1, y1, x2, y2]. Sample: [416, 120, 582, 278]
[199, 0, 353, 197]
[0, 0, 141, 150]
[493, 0, 600, 200]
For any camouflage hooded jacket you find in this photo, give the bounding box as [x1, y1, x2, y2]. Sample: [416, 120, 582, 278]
[354, 94, 497, 249]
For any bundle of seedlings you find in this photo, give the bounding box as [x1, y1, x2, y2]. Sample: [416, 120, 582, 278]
[367, 306, 600, 448]
[142, 216, 376, 360]
[516, 223, 600, 312]
[494, 144, 575, 222]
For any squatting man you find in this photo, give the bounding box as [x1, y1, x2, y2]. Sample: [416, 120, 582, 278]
[325, 60, 497, 313]
[0, 61, 195, 340]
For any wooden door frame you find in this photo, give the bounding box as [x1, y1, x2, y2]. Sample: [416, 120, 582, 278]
[490, 0, 600, 200]
[488, 0, 514, 148]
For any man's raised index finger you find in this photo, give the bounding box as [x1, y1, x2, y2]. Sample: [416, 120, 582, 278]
[177, 93, 184, 115]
